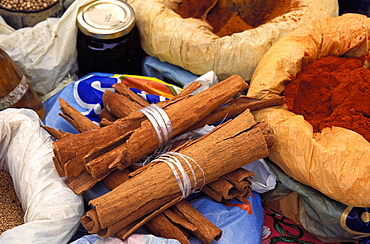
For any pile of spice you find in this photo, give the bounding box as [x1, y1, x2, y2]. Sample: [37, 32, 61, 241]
[0, 0, 58, 11]
[0, 170, 24, 234]
[177, 0, 298, 37]
[284, 55, 370, 142]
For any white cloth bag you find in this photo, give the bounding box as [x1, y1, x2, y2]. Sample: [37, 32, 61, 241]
[0, 108, 84, 244]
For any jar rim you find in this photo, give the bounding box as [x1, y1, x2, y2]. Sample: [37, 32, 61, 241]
[77, 0, 135, 40]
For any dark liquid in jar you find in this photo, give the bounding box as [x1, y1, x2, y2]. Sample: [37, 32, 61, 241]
[77, 26, 145, 78]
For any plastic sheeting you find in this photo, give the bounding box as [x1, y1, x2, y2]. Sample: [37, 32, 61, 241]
[263, 160, 370, 243]
[0, 108, 84, 243]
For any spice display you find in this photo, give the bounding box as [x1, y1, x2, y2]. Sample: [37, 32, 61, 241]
[43, 76, 284, 195]
[0, 48, 45, 120]
[0, 0, 58, 11]
[0, 170, 24, 234]
[42, 74, 284, 242]
[284, 55, 370, 142]
[177, 0, 299, 37]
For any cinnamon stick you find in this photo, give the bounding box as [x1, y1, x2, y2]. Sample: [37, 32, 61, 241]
[200, 185, 224, 203]
[162, 208, 197, 232]
[170, 200, 222, 243]
[112, 82, 150, 108]
[99, 117, 115, 127]
[99, 165, 219, 244]
[224, 167, 254, 192]
[173, 81, 202, 98]
[53, 81, 205, 192]
[99, 108, 117, 122]
[64, 171, 99, 195]
[85, 75, 249, 179]
[52, 79, 210, 180]
[53, 110, 145, 178]
[98, 168, 193, 243]
[42, 126, 72, 140]
[210, 168, 254, 201]
[145, 211, 191, 244]
[203, 178, 236, 201]
[98, 81, 202, 127]
[58, 98, 100, 132]
[102, 90, 144, 119]
[81, 109, 271, 237]
[186, 95, 286, 132]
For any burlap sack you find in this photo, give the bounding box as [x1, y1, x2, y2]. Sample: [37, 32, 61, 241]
[247, 13, 370, 207]
[127, 0, 338, 81]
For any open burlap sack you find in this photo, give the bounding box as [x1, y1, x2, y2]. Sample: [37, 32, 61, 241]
[247, 13, 370, 207]
[126, 0, 338, 81]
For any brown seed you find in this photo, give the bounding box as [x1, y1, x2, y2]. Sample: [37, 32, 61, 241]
[0, 0, 58, 11]
[0, 170, 24, 234]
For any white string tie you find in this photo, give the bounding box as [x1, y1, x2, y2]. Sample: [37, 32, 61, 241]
[152, 152, 206, 200]
[140, 104, 173, 147]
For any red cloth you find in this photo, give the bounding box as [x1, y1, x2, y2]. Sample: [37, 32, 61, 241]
[262, 206, 344, 244]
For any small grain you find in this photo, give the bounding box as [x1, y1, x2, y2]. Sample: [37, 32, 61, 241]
[0, 170, 24, 234]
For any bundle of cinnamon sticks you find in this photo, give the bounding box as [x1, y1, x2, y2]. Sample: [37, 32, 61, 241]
[93, 166, 223, 243]
[80, 108, 270, 240]
[43, 74, 284, 243]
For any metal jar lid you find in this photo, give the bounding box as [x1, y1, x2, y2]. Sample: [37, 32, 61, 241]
[77, 0, 135, 40]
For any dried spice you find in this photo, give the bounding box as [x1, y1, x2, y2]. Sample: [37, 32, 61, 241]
[284, 55, 370, 142]
[177, 0, 298, 36]
[43, 75, 282, 242]
[215, 12, 254, 37]
[81, 109, 271, 240]
[0, 0, 58, 11]
[0, 170, 24, 234]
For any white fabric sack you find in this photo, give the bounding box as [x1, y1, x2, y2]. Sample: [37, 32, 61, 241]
[0, 108, 84, 244]
[0, 0, 96, 97]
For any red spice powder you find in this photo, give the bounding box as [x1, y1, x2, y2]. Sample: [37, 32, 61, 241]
[177, 0, 296, 36]
[284, 55, 370, 141]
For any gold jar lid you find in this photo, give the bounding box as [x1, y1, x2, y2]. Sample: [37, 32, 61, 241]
[77, 0, 135, 40]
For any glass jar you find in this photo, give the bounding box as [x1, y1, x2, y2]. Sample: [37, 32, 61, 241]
[0, 48, 45, 120]
[76, 0, 145, 78]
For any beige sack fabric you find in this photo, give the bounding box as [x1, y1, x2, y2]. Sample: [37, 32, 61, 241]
[127, 0, 338, 81]
[247, 13, 370, 207]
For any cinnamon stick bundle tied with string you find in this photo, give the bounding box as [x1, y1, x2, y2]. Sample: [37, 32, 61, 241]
[50, 81, 204, 194]
[47, 76, 284, 195]
[85, 75, 249, 180]
[80, 108, 273, 239]
[53, 74, 249, 183]
[96, 167, 222, 244]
